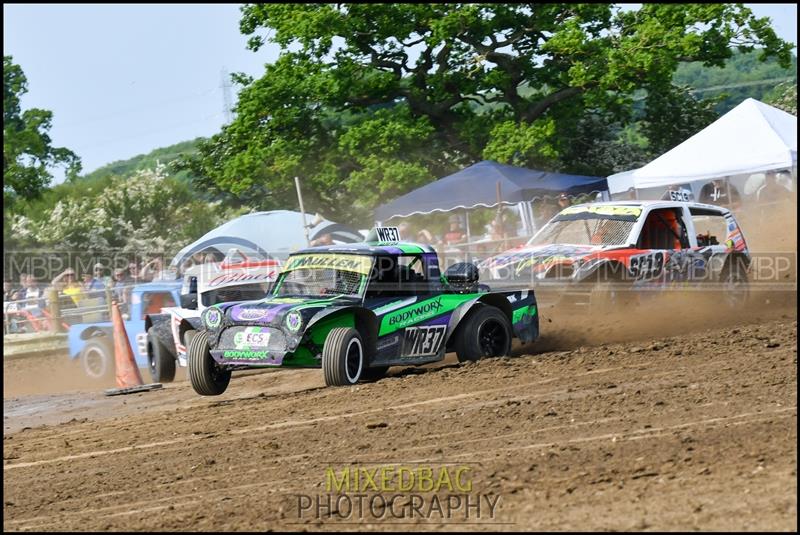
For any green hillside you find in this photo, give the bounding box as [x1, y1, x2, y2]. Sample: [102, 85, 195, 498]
[81, 137, 205, 182]
[674, 50, 797, 114]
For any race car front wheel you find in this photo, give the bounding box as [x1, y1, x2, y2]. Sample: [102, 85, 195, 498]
[323, 328, 364, 386]
[187, 331, 231, 396]
[147, 327, 176, 383]
[454, 305, 512, 363]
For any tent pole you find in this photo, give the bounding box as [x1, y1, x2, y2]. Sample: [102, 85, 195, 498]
[528, 200, 536, 236]
[496, 181, 506, 250]
[725, 178, 732, 211]
[294, 176, 310, 247]
[464, 209, 472, 263]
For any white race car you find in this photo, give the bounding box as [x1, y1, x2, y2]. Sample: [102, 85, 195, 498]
[144, 253, 280, 382]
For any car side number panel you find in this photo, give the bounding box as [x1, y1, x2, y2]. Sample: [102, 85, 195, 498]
[402, 325, 446, 358]
[629, 252, 665, 281]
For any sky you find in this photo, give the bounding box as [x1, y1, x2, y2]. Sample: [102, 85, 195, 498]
[3, 3, 798, 184]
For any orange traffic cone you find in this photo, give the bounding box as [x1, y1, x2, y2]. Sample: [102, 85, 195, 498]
[111, 301, 144, 388]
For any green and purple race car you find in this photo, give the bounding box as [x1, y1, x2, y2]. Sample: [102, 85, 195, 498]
[188, 228, 539, 395]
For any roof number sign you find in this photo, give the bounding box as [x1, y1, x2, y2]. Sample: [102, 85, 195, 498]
[375, 227, 400, 242]
[668, 189, 693, 202]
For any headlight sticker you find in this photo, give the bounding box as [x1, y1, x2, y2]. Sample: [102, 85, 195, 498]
[205, 308, 222, 328]
[285, 310, 303, 333]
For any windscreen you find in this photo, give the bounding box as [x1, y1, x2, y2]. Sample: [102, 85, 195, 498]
[273, 254, 373, 298]
[528, 205, 641, 247]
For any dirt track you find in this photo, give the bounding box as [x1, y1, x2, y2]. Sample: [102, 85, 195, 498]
[3, 304, 797, 531]
[3, 204, 797, 531]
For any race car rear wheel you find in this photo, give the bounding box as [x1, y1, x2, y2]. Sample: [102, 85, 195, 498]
[80, 336, 115, 381]
[147, 326, 176, 383]
[188, 330, 231, 396]
[323, 328, 364, 386]
[591, 281, 636, 311]
[454, 305, 512, 363]
[720, 258, 750, 309]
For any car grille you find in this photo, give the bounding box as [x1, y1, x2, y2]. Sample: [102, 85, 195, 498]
[218, 326, 287, 352]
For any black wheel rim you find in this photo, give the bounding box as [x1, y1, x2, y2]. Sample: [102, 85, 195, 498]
[345, 338, 362, 382]
[478, 319, 507, 356]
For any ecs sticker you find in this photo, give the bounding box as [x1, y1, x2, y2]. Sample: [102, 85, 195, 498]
[402, 325, 446, 357]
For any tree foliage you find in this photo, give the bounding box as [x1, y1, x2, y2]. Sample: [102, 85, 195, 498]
[641, 84, 723, 157]
[173, 5, 794, 224]
[3, 56, 82, 206]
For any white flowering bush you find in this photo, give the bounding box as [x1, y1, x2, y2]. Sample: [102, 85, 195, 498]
[10, 166, 247, 255]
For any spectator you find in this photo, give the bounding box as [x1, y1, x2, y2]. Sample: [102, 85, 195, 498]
[201, 253, 219, 265]
[14, 275, 46, 323]
[416, 229, 434, 244]
[497, 208, 518, 238]
[140, 257, 163, 282]
[489, 219, 505, 241]
[535, 199, 560, 227]
[698, 178, 741, 210]
[4, 280, 17, 302]
[397, 222, 411, 239]
[13, 274, 27, 300]
[52, 268, 83, 306]
[4, 281, 12, 300]
[181, 252, 204, 273]
[82, 273, 93, 290]
[4, 280, 16, 333]
[84, 264, 106, 292]
[128, 261, 142, 283]
[557, 193, 572, 210]
[111, 268, 134, 310]
[309, 233, 334, 247]
[444, 216, 466, 245]
[757, 170, 790, 205]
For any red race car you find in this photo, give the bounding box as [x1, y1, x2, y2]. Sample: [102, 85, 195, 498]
[479, 201, 750, 309]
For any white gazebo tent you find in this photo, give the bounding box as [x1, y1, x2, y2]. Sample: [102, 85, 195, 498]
[606, 168, 638, 199]
[631, 98, 796, 189]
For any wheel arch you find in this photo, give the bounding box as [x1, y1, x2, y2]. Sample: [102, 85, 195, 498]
[444, 295, 507, 351]
[306, 307, 379, 359]
[145, 314, 177, 356]
[577, 259, 629, 282]
[477, 294, 513, 325]
[79, 325, 113, 341]
[720, 251, 751, 279]
[179, 317, 202, 345]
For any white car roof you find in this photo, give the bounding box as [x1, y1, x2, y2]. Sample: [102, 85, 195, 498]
[569, 200, 731, 215]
